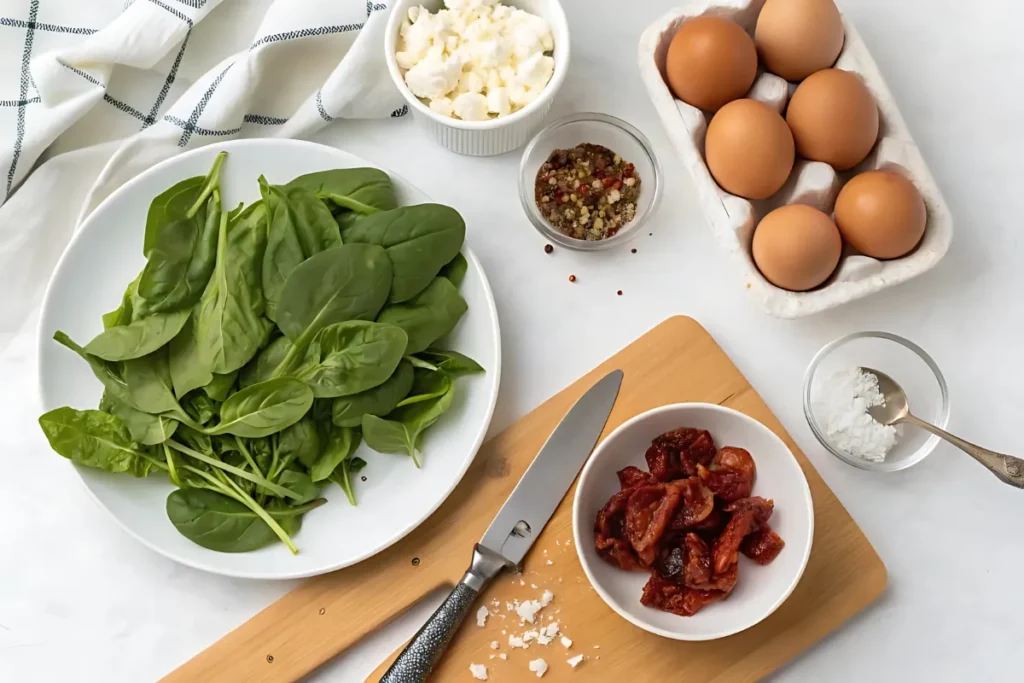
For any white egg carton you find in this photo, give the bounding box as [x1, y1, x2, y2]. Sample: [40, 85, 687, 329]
[638, 0, 952, 318]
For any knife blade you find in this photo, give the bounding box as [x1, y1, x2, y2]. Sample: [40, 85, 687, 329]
[380, 369, 623, 683]
[479, 368, 624, 566]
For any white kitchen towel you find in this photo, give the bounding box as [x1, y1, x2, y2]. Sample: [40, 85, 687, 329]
[0, 0, 407, 353]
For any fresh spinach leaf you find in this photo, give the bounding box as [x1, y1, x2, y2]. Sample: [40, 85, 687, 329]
[293, 321, 407, 398]
[339, 204, 465, 303]
[182, 392, 218, 426]
[331, 359, 414, 427]
[439, 252, 468, 288]
[122, 348, 182, 416]
[136, 189, 221, 316]
[361, 378, 454, 466]
[38, 407, 154, 476]
[260, 177, 343, 322]
[202, 370, 237, 402]
[329, 456, 367, 506]
[376, 277, 467, 355]
[166, 488, 324, 553]
[83, 307, 190, 361]
[238, 335, 291, 388]
[196, 201, 273, 374]
[168, 311, 212, 398]
[275, 469, 321, 504]
[275, 243, 392, 345]
[310, 424, 360, 482]
[207, 377, 313, 438]
[275, 416, 321, 472]
[284, 167, 396, 224]
[414, 349, 484, 377]
[100, 391, 178, 446]
[395, 369, 451, 407]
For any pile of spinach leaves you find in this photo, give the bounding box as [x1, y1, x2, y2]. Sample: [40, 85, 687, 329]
[38, 152, 483, 555]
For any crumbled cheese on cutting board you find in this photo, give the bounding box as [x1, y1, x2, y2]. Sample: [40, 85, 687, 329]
[499, 653, 508, 660]
[469, 663, 488, 680]
[517, 599, 543, 623]
[476, 606, 489, 627]
[560, 635, 573, 648]
[546, 559, 553, 565]
[529, 658, 549, 677]
[490, 640, 499, 650]
[567, 654, 584, 668]
[541, 590, 554, 606]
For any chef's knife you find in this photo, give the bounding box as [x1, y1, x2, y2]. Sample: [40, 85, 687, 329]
[380, 369, 624, 683]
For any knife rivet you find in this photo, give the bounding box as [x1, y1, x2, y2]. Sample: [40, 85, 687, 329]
[412, 557, 421, 566]
[266, 655, 274, 664]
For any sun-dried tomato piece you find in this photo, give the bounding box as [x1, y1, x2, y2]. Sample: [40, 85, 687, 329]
[724, 496, 774, 528]
[645, 428, 717, 481]
[683, 533, 712, 586]
[625, 484, 682, 566]
[689, 504, 725, 534]
[668, 478, 715, 530]
[741, 526, 786, 565]
[640, 572, 725, 617]
[697, 446, 756, 502]
[594, 489, 643, 571]
[617, 465, 656, 490]
[712, 510, 756, 575]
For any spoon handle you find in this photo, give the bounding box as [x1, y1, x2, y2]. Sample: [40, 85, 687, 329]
[903, 414, 1024, 488]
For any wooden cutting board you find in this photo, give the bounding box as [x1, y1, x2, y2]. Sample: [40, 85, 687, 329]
[165, 316, 886, 683]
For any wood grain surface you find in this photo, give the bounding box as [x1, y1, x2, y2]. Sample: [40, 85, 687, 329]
[164, 316, 886, 683]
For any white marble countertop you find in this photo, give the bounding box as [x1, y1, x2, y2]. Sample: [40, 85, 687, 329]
[4, 0, 1023, 680]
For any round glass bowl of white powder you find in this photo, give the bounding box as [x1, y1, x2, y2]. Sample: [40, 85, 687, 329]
[803, 332, 949, 471]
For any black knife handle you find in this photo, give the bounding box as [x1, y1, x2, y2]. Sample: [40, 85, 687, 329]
[380, 545, 509, 683]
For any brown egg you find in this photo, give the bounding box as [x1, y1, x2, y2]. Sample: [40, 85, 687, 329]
[755, 0, 845, 81]
[705, 99, 794, 199]
[786, 69, 879, 170]
[753, 204, 842, 291]
[834, 170, 927, 259]
[664, 16, 758, 112]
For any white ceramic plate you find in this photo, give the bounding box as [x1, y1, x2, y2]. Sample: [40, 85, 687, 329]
[572, 403, 813, 640]
[37, 139, 501, 580]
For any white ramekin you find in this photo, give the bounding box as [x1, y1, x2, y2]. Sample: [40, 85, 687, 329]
[384, 0, 570, 156]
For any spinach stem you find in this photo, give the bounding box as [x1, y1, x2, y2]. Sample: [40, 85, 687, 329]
[220, 473, 299, 555]
[186, 153, 226, 219]
[235, 436, 261, 476]
[321, 192, 381, 215]
[166, 440, 301, 501]
[162, 442, 181, 487]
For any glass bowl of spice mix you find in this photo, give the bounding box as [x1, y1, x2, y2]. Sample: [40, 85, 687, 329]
[519, 112, 662, 251]
[803, 331, 950, 472]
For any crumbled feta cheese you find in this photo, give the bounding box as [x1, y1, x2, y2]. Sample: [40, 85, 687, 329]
[567, 654, 584, 668]
[523, 630, 539, 643]
[560, 636, 572, 648]
[490, 640, 499, 650]
[396, 0, 555, 119]
[531, 583, 538, 589]
[452, 92, 489, 121]
[476, 606, 489, 627]
[509, 634, 527, 649]
[545, 559, 553, 565]
[528, 658, 549, 677]
[540, 590, 554, 606]
[469, 663, 488, 680]
[593, 645, 600, 649]
[543, 622, 560, 639]
[499, 653, 508, 660]
[519, 579, 526, 586]
[517, 600, 543, 624]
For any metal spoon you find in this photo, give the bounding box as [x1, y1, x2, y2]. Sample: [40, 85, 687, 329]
[862, 367, 1024, 488]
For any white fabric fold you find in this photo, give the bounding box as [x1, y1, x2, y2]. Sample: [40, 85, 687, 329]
[0, 0, 406, 352]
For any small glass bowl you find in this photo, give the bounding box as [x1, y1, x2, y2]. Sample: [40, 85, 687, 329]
[803, 331, 950, 472]
[518, 112, 663, 251]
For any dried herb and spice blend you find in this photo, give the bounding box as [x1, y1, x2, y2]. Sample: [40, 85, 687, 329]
[535, 143, 641, 241]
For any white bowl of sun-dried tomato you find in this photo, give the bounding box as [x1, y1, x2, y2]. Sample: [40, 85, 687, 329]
[573, 402, 813, 640]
